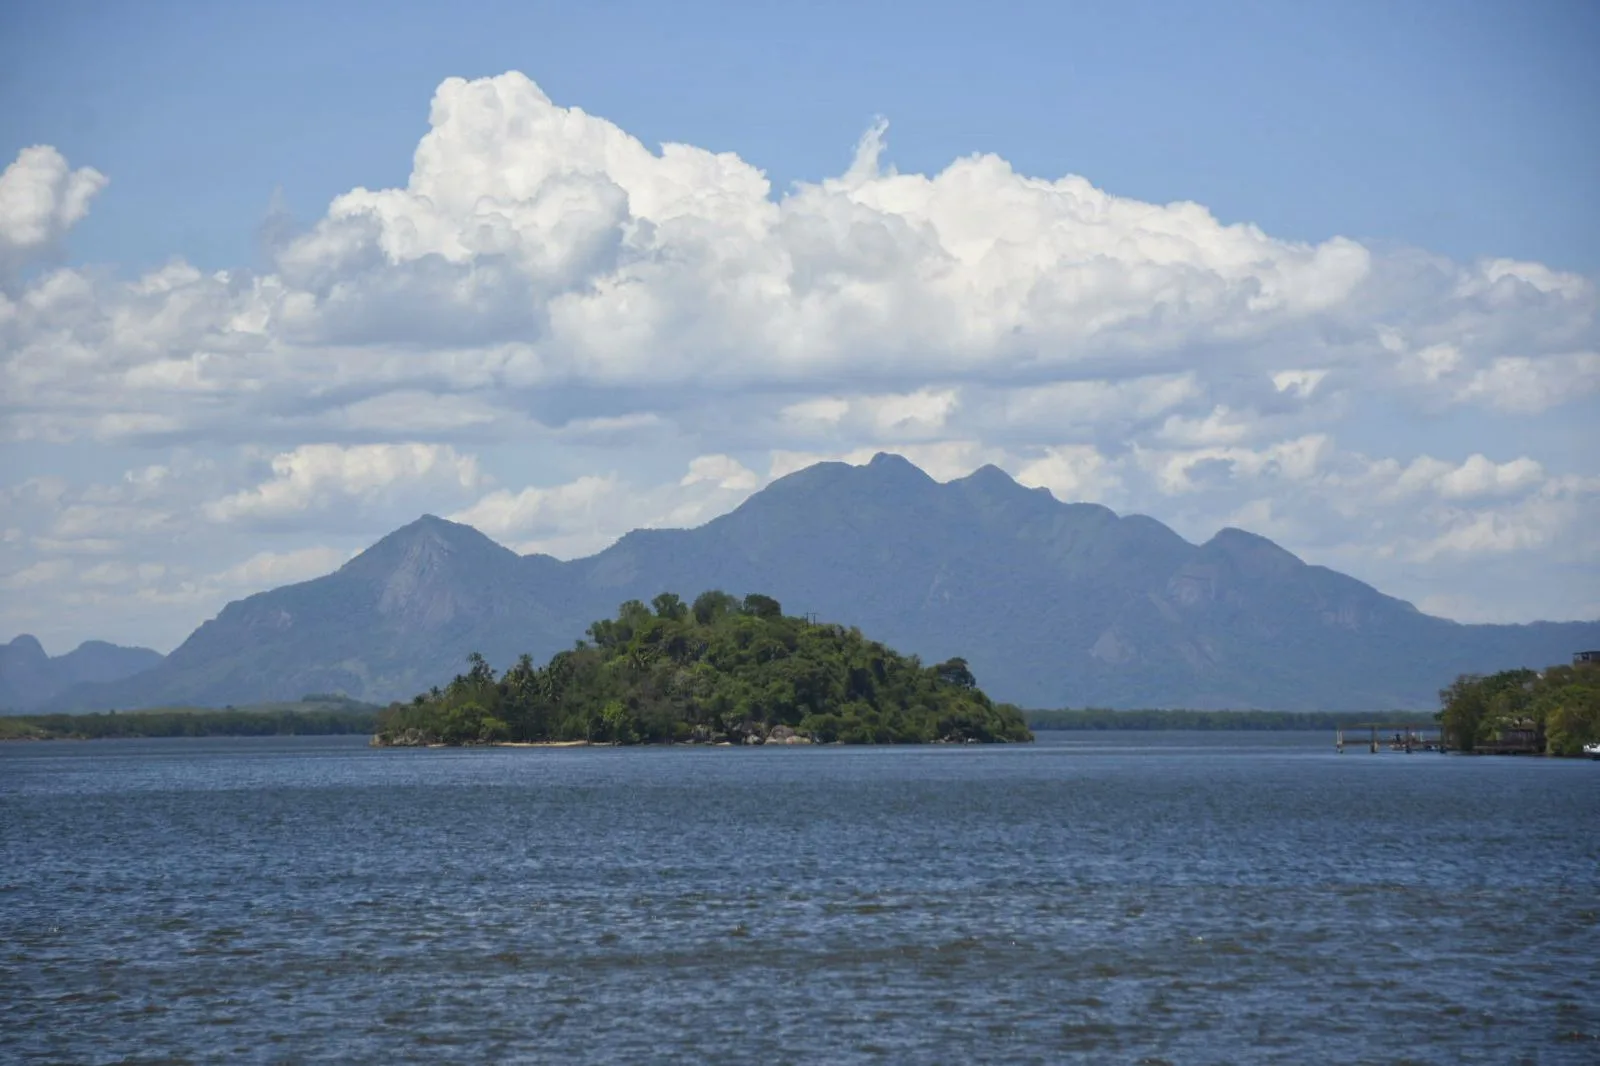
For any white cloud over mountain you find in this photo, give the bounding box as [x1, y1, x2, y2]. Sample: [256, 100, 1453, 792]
[0, 71, 1595, 651]
[206, 443, 485, 524]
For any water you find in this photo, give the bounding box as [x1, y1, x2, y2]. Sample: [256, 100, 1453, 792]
[2, 732, 1596, 1064]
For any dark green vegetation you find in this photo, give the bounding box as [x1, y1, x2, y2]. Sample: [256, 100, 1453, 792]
[0, 634, 163, 713]
[0, 697, 378, 740]
[22, 456, 1599, 714]
[373, 593, 1033, 746]
[1025, 708, 1440, 731]
[1437, 659, 1600, 756]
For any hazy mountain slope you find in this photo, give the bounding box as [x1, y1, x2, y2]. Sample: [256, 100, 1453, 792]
[0, 635, 164, 712]
[35, 456, 1600, 712]
[558, 455, 1597, 708]
[47, 517, 580, 711]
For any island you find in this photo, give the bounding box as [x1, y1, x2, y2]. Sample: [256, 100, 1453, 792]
[372, 591, 1034, 746]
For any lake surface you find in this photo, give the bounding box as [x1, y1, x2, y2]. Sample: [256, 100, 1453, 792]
[2, 732, 1596, 1064]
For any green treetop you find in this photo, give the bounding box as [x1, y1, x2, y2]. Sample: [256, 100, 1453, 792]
[373, 591, 1034, 746]
[1437, 659, 1600, 755]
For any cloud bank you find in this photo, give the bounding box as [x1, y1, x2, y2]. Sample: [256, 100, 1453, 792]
[0, 72, 1595, 651]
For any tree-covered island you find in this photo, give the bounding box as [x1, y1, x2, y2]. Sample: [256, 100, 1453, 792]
[372, 591, 1033, 746]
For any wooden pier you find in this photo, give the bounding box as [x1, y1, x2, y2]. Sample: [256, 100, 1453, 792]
[1336, 723, 1444, 754]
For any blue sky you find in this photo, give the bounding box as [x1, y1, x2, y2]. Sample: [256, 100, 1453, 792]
[1, 0, 1596, 651]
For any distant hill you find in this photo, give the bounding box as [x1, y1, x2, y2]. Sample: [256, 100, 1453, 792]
[33, 454, 1600, 712]
[0, 635, 164, 713]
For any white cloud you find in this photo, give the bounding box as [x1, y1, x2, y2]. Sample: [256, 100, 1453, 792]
[1416, 455, 1544, 500]
[780, 388, 959, 439]
[2, 558, 72, 589]
[1015, 446, 1122, 503]
[1141, 435, 1334, 495]
[0, 71, 1595, 643]
[448, 475, 618, 541]
[51, 503, 170, 539]
[0, 146, 107, 279]
[1408, 498, 1568, 562]
[450, 455, 768, 558]
[211, 546, 348, 589]
[767, 440, 1005, 483]
[1, 77, 1593, 449]
[321, 391, 510, 435]
[1326, 452, 1549, 505]
[77, 561, 167, 587]
[1271, 369, 1327, 397]
[1473, 258, 1589, 300]
[864, 389, 959, 435]
[680, 454, 760, 491]
[206, 443, 484, 522]
[1454, 353, 1600, 415]
[1155, 405, 1254, 447]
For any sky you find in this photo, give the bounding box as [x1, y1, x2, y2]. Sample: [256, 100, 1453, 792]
[1, 0, 1596, 654]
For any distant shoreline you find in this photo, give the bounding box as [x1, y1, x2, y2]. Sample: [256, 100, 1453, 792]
[0, 702, 379, 742]
[1024, 709, 1440, 731]
[0, 701, 1452, 742]
[3, 707, 1447, 743]
[5, 725, 1409, 745]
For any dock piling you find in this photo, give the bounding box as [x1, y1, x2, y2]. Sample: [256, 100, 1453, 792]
[1334, 722, 1444, 755]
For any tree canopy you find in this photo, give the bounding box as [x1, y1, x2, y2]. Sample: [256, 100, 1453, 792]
[1437, 659, 1600, 755]
[373, 591, 1033, 746]
[1024, 708, 1439, 731]
[0, 698, 378, 740]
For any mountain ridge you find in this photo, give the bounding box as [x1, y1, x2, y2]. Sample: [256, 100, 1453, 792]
[0, 635, 165, 712]
[22, 454, 1600, 713]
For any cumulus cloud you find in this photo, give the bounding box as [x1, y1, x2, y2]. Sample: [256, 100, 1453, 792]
[210, 546, 350, 588]
[767, 441, 1006, 482]
[448, 474, 619, 542]
[1453, 353, 1600, 414]
[77, 561, 167, 587]
[4, 72, 1592, 450]
[0, 70, 1595, 642]
[780, 388, 960, 440]
[0, 146, 107, 280]
[680, 454, 760, 491]
[1015, 446, 1123, 503]
[989, 374, 1202, 437]
[449, 455, 767, 558]
[1140, 435, 1334, 495]
[1, 558, 73, 590]
[1271, 369, 1327, 398]
[1390, 454, 1545, 501]
[205, 443, 485, 523]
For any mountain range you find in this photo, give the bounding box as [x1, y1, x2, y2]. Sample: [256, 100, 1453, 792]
[9, 453, 1597, 713]
[0, 636, 164, 712]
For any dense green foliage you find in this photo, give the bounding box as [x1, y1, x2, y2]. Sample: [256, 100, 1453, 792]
[1437, 660, 1600, 755]
[0, 697, 379, 740]
[1024, 708, 1440, 731]
[374, 592, 1033, 746]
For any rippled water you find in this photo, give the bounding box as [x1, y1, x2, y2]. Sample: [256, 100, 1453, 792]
[2, 733, 1596, 1063]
